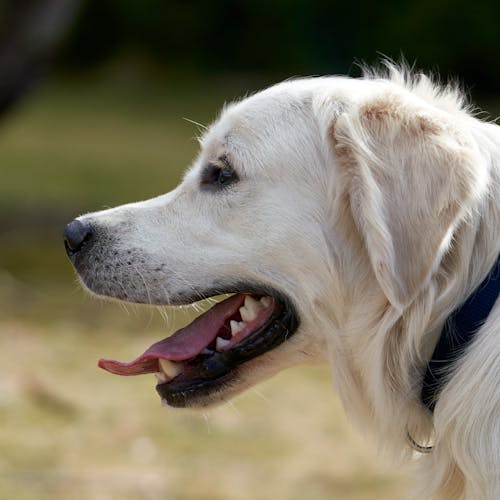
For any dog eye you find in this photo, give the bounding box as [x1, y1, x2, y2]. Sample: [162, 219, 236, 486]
[200, 162, 239, 190]
[217, 167, 236, 186]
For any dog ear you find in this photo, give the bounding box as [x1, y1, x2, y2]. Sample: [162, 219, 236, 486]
[331, 92, 486, 310]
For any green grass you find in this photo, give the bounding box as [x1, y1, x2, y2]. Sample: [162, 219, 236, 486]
[0, 71, 440, 499]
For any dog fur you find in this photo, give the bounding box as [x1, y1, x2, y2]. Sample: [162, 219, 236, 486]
[71, 65, 500, 499]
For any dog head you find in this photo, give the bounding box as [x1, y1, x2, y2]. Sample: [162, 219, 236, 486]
[65, 72, 487, 411]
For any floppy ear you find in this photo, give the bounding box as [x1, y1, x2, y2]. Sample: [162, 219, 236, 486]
[331, 92, 486, 310]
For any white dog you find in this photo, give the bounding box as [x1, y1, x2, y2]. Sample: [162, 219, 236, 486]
[64, 65, 500, 499]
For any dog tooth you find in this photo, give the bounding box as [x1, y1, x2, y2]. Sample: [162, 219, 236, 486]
[241, 308, 259, 321]
[240, 296, 261, 321]
[230, 320, 244, 336]
[202, 348, 213, 355]
[216, 337, 230, 351]
[245, 295, 263, 310]
[159, 359, 182, 378]
[155, 372, 168, 384]
[260, 296, 272, 308]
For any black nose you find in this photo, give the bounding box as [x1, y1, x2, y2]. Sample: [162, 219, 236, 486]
[64, 219, 93, 256]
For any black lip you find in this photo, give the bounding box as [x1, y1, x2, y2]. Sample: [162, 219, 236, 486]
[156, 294, 299, 407]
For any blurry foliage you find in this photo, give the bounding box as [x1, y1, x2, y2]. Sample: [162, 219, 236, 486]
[60, 0, 500, 93]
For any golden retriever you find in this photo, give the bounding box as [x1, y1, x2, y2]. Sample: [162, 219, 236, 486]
[64, 64, 500, 499]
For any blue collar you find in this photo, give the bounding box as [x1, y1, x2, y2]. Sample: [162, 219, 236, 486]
[421, 255, 500, 412]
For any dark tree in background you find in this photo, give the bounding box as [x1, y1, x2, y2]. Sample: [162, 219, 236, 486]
[0, 0, 499, 101]
[0, 0, 82, 114]
[60, 0, 500, 95]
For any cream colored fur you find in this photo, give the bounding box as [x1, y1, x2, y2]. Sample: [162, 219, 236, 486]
[75, 65, 500, 499]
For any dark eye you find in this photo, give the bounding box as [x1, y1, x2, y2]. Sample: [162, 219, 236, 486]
[200, 161, 239, 190]
[217, 167, 236, 186]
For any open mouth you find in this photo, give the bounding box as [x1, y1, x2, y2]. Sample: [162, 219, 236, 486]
[98, 291, 299, 407]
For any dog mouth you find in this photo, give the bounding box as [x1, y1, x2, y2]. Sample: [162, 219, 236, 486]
[98, 291, 299, 407]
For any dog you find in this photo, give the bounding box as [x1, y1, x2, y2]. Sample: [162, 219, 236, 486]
[64, 64, 500, 499]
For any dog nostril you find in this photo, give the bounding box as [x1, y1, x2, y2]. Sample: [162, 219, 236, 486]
[64, 219, 93, 256]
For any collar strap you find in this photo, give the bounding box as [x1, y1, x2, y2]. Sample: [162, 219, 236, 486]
[421, 254, 500, 412]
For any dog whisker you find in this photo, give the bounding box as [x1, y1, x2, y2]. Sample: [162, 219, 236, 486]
[182, 116, 208, 131]
[250, 388, 272, 407]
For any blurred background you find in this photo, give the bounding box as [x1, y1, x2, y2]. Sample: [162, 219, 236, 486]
[1, 1, 499, 499]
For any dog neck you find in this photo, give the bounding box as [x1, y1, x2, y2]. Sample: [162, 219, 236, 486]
[421, 254, 500, 412]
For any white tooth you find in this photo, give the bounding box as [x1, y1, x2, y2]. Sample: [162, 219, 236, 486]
[230, 320, 244, 336]
[246, 295, 263, 310]
[240, 296, 261, 321]
[216, 337, 230, 351]
[260, 296, 272, 308]
[202, 348, 213, 355]
[239, 307, 253, 322]
[155, 372, 168, 384]
[159, 359, 182, 378]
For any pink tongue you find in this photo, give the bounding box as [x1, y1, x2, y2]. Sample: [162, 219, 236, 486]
[98, 294, 245, 376]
